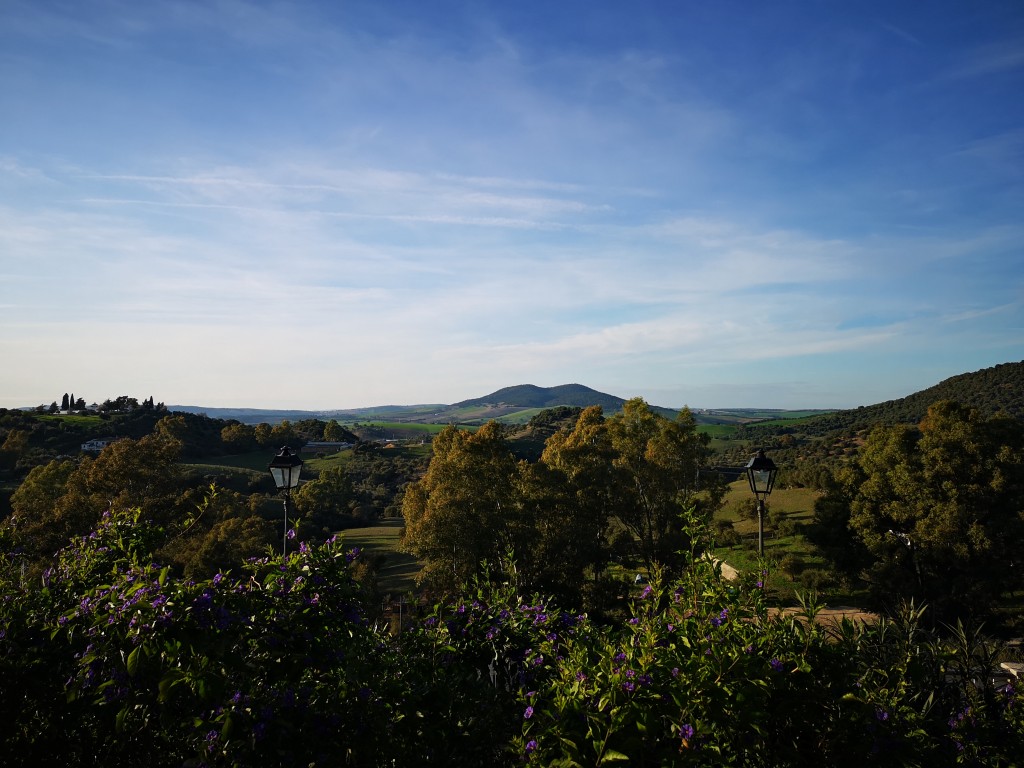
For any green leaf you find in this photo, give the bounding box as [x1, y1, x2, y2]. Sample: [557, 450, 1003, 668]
[599, 749, 630, 763]
[126, 646, 141, 677]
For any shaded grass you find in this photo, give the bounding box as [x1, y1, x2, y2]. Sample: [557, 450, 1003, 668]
[339, 520, 421, 597]
[191, 451, 276, 472]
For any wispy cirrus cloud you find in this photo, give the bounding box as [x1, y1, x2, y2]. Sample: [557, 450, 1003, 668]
[1, 1, 1021, 409]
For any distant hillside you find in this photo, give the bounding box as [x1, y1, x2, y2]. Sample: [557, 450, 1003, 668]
[167, 406, 319, 424]
[748, 360, 1024, 439]
[454, 384, 627, 412]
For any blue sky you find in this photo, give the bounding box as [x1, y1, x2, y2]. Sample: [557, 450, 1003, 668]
[1, 1, 1022, 410]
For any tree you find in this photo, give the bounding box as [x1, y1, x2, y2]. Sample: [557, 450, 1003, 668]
[270, 420, 297, 447]
[323, 420, 346, 442]
[293, 465, 357, 531]
[402, 423, 517, 592]
[61, 393, 69, 411]
[7, 459, 77, 541]
[8, 434, 186, 560]
[533, 406, 621, 601]
[221, 422, 257, 453]
[846, 400, 1024, 618]
[254, 423, 273, 447]
[606, 399, 725, 573]
[177, 514, 275, 579]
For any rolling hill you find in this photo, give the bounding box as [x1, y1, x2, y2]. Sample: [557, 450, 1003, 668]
[743, 360, 1024, 440]
[452, 383, 626, 411]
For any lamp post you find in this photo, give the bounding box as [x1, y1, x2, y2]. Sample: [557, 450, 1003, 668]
[268, 445, 303, 556]
[745, 449, 778, 556]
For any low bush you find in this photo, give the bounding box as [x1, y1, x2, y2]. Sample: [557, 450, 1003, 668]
[0, 506, 1021, 766]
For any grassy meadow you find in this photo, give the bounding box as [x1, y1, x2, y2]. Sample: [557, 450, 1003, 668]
[712, 480, 860, 603]
[339, 520, 420, 597]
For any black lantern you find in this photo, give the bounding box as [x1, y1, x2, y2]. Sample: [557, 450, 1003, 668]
[268, 446, 303, 554]
[746, 449, 778, 498]
[745, 449, 778, 555]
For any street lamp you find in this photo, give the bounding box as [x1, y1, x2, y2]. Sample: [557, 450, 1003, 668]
[745, 449, 778, 556]
[268, 445, 303, 555]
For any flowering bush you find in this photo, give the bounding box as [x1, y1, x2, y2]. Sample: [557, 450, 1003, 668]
[1, 506, 1022, 766]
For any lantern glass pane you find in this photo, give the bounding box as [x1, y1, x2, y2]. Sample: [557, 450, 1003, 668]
[751, 469, 772, 494]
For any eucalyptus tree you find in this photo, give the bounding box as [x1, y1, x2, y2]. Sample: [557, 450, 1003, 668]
[606, 398, 725, 574]
[402, 422, 518, 592]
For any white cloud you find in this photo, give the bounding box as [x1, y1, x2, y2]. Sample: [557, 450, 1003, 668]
[1, 2, 1022, 409]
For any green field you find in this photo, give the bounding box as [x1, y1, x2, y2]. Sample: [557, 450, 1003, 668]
[342, 421, 451, 434]
[697, 424, 738, 438]
[495, 408, 545, 425]
[713, 480, 839, 601]
[190, 451, 276, 472]
[338, 520, 420, 596]
[35, 414, 104, 427]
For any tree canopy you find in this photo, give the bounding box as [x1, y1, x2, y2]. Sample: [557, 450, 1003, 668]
[838, 401, 1024, 618]
[402, 400, 725, 604]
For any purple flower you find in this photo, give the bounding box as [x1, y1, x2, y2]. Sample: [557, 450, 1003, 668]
[875, 708, 889, 722]
[622, 681, 636, 693]
[286, 529, 296, 540]
[524, 706, 534, 719]
[640, 585, 653, 599]
[628, 618, 639, 625]
[525, 740, 538, 754]
[769, 658, 784, 672]
[614, 652, 627, 663]
[756, 580, 764, 589]
[671, 667, 680, 678]
[212, 573, 223, 586]
[680, 723, 695, 741]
